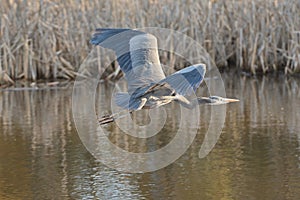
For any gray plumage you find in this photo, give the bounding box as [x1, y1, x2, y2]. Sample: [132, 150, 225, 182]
[91, 28, 207, 111]
[91, 28, 239, 120]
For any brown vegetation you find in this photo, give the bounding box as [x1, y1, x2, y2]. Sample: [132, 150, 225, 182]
[0, 0, 299, 84]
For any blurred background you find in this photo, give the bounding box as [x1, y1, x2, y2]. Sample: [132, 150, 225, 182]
[0, 0, 299, 85]
[1, 0, 300, 199]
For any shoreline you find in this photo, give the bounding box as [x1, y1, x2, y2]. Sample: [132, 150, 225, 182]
[1, 69, 299, 91]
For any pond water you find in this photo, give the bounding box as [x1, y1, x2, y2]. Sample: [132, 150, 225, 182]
[0, 74, 300, 199]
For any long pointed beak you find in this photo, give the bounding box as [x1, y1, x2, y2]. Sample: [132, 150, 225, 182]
[224, 98, 240, 103]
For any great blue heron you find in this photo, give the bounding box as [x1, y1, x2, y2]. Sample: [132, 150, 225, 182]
[90, 28, 239, 125]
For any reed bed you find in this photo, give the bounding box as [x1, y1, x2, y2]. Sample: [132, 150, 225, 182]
[0, 0, 299, 84]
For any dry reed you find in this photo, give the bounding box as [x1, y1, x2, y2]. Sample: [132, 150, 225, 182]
[0, 0, 299, 84]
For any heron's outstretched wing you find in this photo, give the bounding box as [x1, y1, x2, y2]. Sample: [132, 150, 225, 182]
[153, 64, 206, 96]
[90, 28, 166, 94]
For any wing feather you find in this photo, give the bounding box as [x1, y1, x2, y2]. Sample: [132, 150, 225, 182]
[90, 28, 166, 94]
[157, 64, 206, 96]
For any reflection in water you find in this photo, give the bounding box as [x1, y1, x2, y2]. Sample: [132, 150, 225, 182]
[0, 75, 300, 199]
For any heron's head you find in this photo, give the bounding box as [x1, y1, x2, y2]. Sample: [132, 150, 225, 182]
[208, 96, 240, 104]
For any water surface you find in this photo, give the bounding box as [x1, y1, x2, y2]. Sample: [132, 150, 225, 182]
[0, 75, 300, 199]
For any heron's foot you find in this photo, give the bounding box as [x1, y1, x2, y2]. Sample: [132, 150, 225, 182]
[98, 114, 115, 125]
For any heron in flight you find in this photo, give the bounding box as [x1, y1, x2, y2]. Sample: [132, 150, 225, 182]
[90, 28, 239, 125]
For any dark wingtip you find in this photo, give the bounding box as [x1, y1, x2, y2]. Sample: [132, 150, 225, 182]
[90, 28, 142, 46]
[90, 28, 144, 45]
[90, 28, 105, 45]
